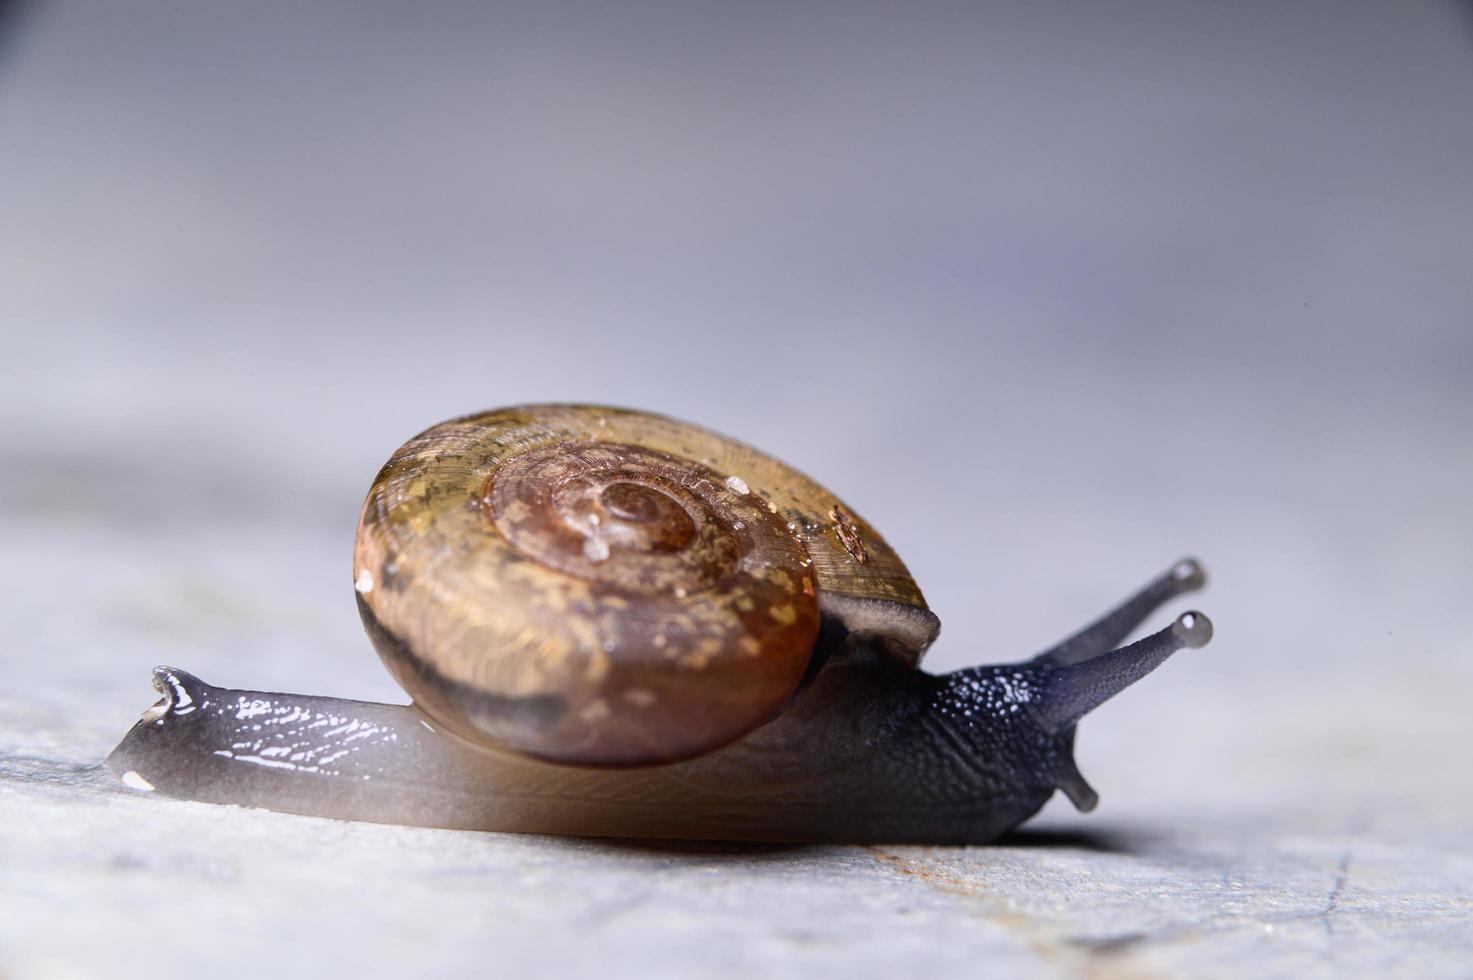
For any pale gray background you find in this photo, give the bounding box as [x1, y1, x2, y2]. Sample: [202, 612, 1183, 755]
[2, 2, 1471, 978]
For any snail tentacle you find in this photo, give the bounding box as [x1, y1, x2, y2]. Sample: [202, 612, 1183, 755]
[1030, 611, 1213, 734]
[1030, 558, 1206, 667]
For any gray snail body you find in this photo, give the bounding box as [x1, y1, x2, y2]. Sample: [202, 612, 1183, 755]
[107, 405, 1212, 843]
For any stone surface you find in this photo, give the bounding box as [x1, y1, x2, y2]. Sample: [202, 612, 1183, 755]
[4, 728, 1472, 979]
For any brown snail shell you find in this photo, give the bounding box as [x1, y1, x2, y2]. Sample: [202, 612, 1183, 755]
[352, 404, 938, 766]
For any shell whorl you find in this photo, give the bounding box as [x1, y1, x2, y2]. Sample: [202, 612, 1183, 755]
[353, 405, 937, 766]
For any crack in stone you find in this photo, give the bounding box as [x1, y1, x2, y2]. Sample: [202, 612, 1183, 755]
[867, 841, 1377, 966]
[1321, 849, 1353, 934]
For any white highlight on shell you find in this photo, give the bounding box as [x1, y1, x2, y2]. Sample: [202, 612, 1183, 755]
[583, 537, 611, 563]
[120, 770, 155, 792]
[725, 475, 750, 495]
[580, 699, 612, 722]
[355, 568, 374, 594]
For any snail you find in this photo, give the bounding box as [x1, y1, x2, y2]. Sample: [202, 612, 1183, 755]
[106, 404, 1213, 844]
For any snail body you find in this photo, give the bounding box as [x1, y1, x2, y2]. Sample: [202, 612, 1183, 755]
[107, 405, 1212, 843]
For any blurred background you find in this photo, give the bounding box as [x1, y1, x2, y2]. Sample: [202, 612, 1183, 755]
[1, 1, 1471, 974]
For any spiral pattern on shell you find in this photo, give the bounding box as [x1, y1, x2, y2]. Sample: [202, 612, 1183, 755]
[354, 405, 936, 766]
